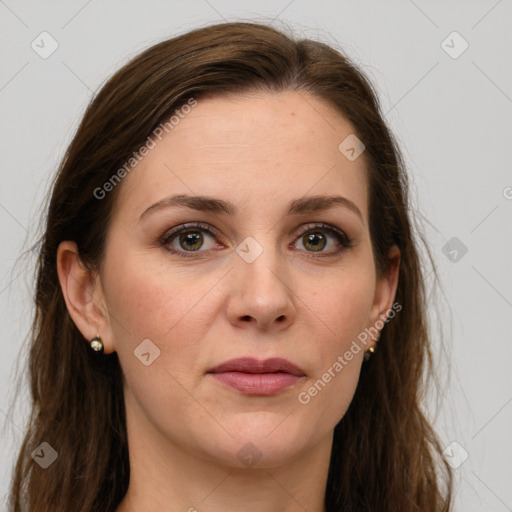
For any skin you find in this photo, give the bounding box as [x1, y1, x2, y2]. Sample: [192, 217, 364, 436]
[57, 91, 400, 512]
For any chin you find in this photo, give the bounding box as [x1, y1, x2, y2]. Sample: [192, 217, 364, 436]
[199, 416, 311, 470]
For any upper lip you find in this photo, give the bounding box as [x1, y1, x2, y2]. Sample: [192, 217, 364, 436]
[208, 357, 305, 377]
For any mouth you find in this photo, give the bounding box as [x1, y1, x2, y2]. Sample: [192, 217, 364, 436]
[207, 357, 306, 396]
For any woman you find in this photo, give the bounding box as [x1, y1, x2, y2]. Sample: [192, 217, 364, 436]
[7, 21, 453, 511]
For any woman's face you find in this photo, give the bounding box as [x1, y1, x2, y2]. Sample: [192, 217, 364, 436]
[93, 91, 398, 468]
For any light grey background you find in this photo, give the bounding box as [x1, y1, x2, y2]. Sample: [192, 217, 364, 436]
[1, 1, 511, 510]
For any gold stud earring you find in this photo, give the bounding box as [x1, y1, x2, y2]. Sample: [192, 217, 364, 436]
[363, 334, 380, 362]
[89, 336, 104, 355]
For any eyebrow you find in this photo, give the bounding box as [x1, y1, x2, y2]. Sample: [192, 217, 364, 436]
[139, 193, 364, 223]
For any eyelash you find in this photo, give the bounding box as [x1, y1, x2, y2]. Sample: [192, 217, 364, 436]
[159, 221, 353, 259]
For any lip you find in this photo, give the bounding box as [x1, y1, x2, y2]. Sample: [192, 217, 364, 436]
[207, 357, 306, 396]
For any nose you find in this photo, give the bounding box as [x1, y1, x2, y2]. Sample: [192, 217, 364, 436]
[226, 242, 297, 331]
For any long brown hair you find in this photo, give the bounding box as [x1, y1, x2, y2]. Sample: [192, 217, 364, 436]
[7, 21, 452, 511]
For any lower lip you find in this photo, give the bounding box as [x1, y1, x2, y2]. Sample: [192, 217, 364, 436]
[209, 371, 303, 395]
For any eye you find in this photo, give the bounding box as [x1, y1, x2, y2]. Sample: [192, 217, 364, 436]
[160, 222, 220, 257]
[292, 223, 352, 257]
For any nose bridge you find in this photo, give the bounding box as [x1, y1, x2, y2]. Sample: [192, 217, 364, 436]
[236, 233, 285, 297]
[227, 232, 296, 329]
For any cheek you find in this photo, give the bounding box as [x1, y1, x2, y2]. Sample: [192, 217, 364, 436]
[295, 266, 374, 415]
[102, 249, 224, 378]
[308, 265, 375, 348]
[105, 249, 198, 333]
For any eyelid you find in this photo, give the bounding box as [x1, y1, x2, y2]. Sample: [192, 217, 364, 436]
[295, 222, 352, 247]
[160, 221, 221, 244]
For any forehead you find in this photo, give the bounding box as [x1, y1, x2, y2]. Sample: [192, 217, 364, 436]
[112, 90, 369, 222]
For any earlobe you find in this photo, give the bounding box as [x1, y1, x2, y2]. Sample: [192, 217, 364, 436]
[56, 241, 114, 353]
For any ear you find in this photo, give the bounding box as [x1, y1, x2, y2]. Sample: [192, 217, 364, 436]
[56, 241, 115, 354]
[366, 244, 401, 348]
